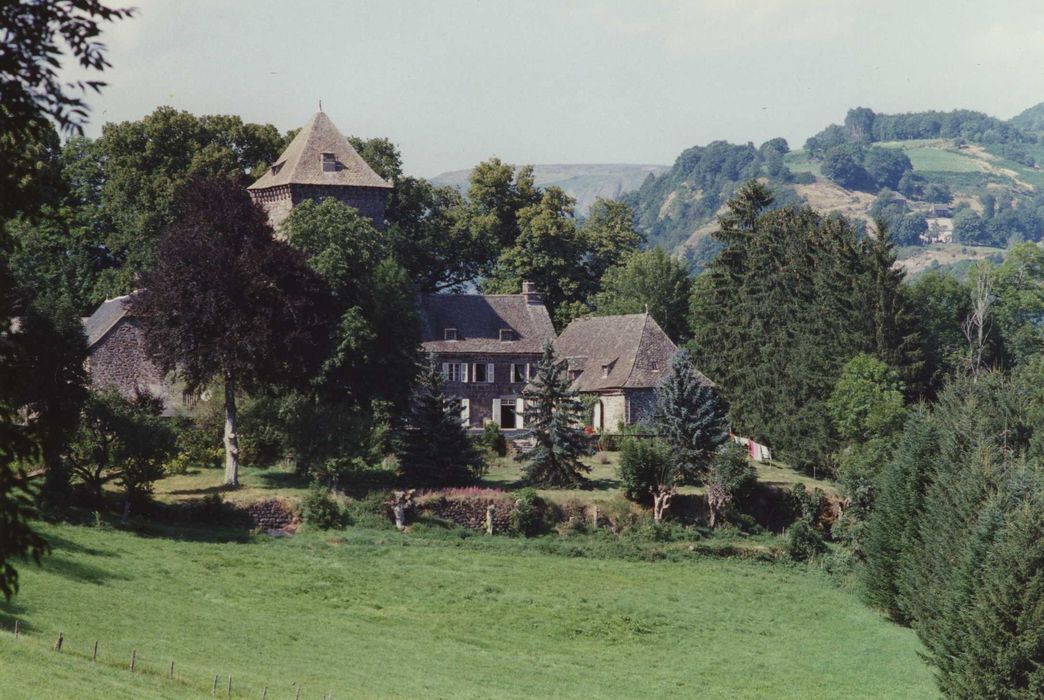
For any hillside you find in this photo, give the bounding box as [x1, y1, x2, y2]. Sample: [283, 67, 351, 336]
[624, 105, 1044, 274]
[0, 521, 937, 699]
[432, 163, 668, 215]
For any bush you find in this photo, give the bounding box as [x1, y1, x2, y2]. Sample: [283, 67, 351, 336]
[618, 437, 675, 502]
[509, 487, 550, 537]
[786, 520, 827, 561]
[788, 483, 825, 525]
[476, 422, 507, 457]
[301, 484, 343, 529]
[165, 421, 223, 475]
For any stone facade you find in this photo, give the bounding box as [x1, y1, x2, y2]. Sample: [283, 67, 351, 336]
[250, 182, 388, 233]
[437, 354, 542, 429]
[86, 318, 172, 404]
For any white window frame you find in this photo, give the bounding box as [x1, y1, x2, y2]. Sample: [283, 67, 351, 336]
[515, 397, 525, 429]
[442, 362, 464, 383]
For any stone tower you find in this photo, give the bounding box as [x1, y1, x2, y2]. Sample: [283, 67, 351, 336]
[247, 111, 392, 232]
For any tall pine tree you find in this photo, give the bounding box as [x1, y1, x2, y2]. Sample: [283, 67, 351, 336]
[519, 341, 592, 486]
[653, 349, 730, 482]
[396, 356, 485, 487]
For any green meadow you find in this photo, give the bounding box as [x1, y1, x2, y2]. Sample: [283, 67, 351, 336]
[0, 521, 937, 699]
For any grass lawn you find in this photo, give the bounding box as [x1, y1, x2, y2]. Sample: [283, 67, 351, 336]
[0, 521, 937, 699]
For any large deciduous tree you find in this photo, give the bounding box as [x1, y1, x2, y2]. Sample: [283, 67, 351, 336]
[592, 248, 692, 342]
[519, 341, 592, 487]
[135, 177, 332, 486]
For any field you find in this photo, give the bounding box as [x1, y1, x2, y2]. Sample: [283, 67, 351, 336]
[0, 521, 936, 699]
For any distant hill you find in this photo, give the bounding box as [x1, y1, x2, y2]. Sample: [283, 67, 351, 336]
[431, 163, 668, 215]
[623, 104, 1044, 274]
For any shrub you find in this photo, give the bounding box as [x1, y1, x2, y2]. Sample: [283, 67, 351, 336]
[618, 437, 675, 502]
[476, 422, 507, 457]
[165, 422, 223, 475]
[301, 484, 343, 529]
[788, 483, 825, 525]
[509, 487, 550, 537]
[786, 520, 827, 561]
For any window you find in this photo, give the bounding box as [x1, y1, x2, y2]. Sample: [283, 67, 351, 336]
[472, 363, 495, 383]
[570, 369, 582, 382]
[499, 328, 515, 341]
[321, 152, 337, 172]
[601, 364, 611, 378]
[441, 362, 464, 382]
[511, 363, 529, 383]
[444, 328, 458, 341]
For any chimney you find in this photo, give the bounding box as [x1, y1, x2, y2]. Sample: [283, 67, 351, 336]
[522, 280, 542, 305]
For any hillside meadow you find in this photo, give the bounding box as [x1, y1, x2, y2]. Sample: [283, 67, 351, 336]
[0, 521, 937, 699]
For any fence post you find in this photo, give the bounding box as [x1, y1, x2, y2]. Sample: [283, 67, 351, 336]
[13, 620, 18, 638]
[261, 685, 267, 700]
[212, 674, 219, 695]
[92, 640, 98, 662]
[169, 660, 175, 679]
[227, 675, 232, 697]
[130, 649, 136, 672]
[295, 685, 301, 700]
[53, 631, 63, 652]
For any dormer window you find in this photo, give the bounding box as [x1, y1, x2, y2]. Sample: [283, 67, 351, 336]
[270, 162, 284, 175]
[499, 328, 515, 342]
[444, 328, 458, 341]
[321, 152, 337, 172]
[601, 364, 611, 378]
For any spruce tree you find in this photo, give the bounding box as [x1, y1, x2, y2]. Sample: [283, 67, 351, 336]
[519, 340, 592, 487]
[396, 355, 485, 487]
[653, 349, 730, 482]
[861, 408, 937, 622]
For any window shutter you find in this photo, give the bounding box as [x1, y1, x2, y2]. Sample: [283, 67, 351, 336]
[460, 398, 470, 426]
[487, 363, 495, 383]
[441, 363, 449, 379]
[492, 398, 501, 426]
[461, 362, 469, 383]
[515, 397, 525, 429]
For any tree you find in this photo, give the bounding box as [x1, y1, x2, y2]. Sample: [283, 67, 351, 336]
[580, 198, 643, 283]
[465, 157, 540, 255]
[827, 354, 906, 445]
[0, 245, 49, 599]
[908, 269, 976, 396]
[134, 177, 332, 486]
[705, 442, 756, 528]
[0, 0, 132, 137]
[519, 341, 592, 487]
[592, 248, 693, 342]
[863, 147, 912, 190]
[991, 243, 1044, 365]
[618, 437, 677, 521]
[821, 147, 872, 190]
[653, 349, 729, 482]
[396, 356, 485, 487]
[63, 390, 175, 515]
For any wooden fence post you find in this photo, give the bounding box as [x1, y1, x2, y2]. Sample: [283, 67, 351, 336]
[212, 674, 219, 695]
[227, 675, 232, 697]
[295, 685, 301, 700]
[261, 685, 267, 700]
[92, 640, 98, 662]
[130, 649, 136, 672]
[53, 631, 63, 652]
[169, 660, 175, 679]
[13, 620, 19, 638]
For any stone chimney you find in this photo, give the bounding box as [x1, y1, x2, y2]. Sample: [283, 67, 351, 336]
[522, 280, 542, 305]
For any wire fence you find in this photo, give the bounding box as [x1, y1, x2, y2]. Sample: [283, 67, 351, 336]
[2, 619, 342, 699]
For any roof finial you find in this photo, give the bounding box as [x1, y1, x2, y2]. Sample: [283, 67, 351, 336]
[318, 99, 323, 113]
[644, 303, 649, 314]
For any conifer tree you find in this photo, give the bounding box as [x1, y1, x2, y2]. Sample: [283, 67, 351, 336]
[396, 356, 485, 487]
[653, 349, 730, 482]
[519, 341, 592, 487]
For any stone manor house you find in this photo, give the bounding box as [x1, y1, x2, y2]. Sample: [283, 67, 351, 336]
[83, 110, 696, 433]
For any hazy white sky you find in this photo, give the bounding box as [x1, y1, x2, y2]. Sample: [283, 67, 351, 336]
[72, 0, 1044, 177]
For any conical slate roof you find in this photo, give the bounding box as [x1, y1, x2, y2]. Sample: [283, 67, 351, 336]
[248, 112, 392, 190]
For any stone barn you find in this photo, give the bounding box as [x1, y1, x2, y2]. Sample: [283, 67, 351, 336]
[82, 294, 181, 411]
[247, 111, 392, 232]
[553, 313, 693, 432]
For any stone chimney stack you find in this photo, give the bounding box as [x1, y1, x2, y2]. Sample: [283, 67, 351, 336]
[522, 280, 542, 305]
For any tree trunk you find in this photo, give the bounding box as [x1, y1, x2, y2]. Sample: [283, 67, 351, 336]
[223, 372, 240, 487]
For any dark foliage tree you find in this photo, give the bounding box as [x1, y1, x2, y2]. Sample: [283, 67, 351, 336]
[821, 146, 873, 190]
[396, 356, 485, 488]
[519, 341, 593, 487]
[618, 437, 678, 520]
[653, 349, 729, 483]
[134, 177, 332, 486]
[863, 147, 912, 190]
[592, 248, 692, 342]
[0, 244, 49, 599]
[689, 182, 923, 469]
[705, 442, 757, 528]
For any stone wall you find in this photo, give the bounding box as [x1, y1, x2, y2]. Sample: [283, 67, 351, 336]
[250, 185, 294, 233]
[86, 319, 179, 409]
[625, 389, 657, 426]
[415, 492, 515, 531]
[246, 498, 298, 532]
[435, 353, 543, 428]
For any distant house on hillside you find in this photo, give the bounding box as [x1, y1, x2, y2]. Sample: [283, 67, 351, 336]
[82, 293, 181, 411]
[247, 111, 392, 232]
[418, 282, 555, 429]
[553, 313, 693, 432]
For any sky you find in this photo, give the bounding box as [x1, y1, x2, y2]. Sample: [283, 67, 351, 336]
[68, 0, 1044, 177]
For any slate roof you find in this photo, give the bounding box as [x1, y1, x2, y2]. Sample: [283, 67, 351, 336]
[553, 313, 693, 391]
[248, 112, 392, 191]
[418, 293, 555, 355]
[83, 294, 134, 348]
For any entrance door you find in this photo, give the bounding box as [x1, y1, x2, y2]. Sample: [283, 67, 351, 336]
[500, 402, 516, 429]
